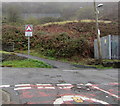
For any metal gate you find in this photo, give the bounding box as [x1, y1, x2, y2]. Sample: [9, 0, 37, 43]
[94, 35, 120, 59]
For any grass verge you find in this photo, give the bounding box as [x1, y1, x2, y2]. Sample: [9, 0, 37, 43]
[15, 50, 119, 69]
[0, 50, 11, 54]
[15, 50, 56, 60]
[2, 59, 53, 68]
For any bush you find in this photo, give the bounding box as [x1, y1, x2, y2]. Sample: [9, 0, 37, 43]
[2, 21, 118, 58]
[36, 32, 90, 58]
[2, 25, 27, 50]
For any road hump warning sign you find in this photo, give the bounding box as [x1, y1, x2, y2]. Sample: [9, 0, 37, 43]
[25, 25, 33, 32]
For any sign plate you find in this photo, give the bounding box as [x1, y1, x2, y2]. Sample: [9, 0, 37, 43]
[25, 25, 33, 37]
[25, 32, 33, 37]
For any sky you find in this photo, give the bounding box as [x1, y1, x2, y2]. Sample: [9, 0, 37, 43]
[1, 0, 120, 2]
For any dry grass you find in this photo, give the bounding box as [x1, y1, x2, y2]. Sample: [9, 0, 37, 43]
[42, 19, 112, 26]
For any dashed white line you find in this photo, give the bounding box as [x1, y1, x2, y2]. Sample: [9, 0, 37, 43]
[0, 85, 10, 88]
[59, 86, 73, 89]
[15, 84, 30, 87]
[14, 87, 32, 90]
[62, 70, 79, 72]
[44, 87, 55, 89]
[37, 87, 55, 89]
[57, 84, 72, 86]
[36, 84, 52, 86]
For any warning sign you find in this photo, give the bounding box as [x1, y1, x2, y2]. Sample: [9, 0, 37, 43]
[25, 25, 33, 37]
[25, 25, 33, 32]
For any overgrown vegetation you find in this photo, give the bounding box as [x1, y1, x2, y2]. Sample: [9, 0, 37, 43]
[2, 21, 118, 59]
[2, 2, 119, 69]
[35, 32, 90, 58]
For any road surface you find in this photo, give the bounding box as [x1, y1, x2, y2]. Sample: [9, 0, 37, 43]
[1, 67, 119, 105]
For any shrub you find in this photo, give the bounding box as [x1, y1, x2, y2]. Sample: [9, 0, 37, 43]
[36, 32, 90, 58]
[2, 25, 27, 50]
[2, 21, 118, 58]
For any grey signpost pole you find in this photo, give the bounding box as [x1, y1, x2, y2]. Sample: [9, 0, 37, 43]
[28, 36, 30, 56]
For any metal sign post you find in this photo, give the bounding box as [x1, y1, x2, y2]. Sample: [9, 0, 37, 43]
[28, 36, 30, 56]
[25, 25, 33, 56]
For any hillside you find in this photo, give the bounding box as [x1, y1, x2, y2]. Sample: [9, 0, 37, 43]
[2, 21, 118, 58]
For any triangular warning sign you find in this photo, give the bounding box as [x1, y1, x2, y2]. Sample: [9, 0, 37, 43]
[26, 25, 32, 32]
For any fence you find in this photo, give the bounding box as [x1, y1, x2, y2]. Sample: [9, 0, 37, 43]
[94, 35, 120, 59]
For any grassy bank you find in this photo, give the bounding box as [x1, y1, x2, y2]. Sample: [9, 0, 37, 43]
[2, 59, 53, 68]
[2, 21, 118, 59]
[16, 50, 119, 69]
[1, 50, 53, 68]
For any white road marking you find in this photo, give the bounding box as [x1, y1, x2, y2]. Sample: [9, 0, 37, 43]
[92, 86, 120, 98]
[77, 84, 84, 86]
[53, 95, 109, 104]
[0, 82, 119, 100]
[62, 70, 79, 72]
[44, 87, 55, 89]
[85, 83, 92, 86]
[37, 87, 55, 89]
[37, 84, 55, 89]
[14, 87, 31, 90]
[85, 82, 119, 86]
[36, 84, 52, 86]
[57, 84, 72, 86]
[37, 87, 43, 89]
[54, 98, 64, 104]
[59, 87, 73, 89]
[86, 83, 119, 98]
[0, 85, 10, 88]
[15, 84, 30, 87]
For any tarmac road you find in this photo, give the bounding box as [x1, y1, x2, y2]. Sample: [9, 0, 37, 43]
[1, 67, 119, 105]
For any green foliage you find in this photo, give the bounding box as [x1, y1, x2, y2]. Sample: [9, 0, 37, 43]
[2, 25, 27, 50]
[2, 21, 118, 58]
[2, 59, 52, 68]
[0, 51, 11, 54]
[36, 32, 90, 58]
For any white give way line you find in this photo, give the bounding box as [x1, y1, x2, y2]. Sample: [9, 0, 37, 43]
[0, 83, 119, 99]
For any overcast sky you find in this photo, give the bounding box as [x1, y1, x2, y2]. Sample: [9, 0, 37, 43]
[1, 0, 120, 2]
